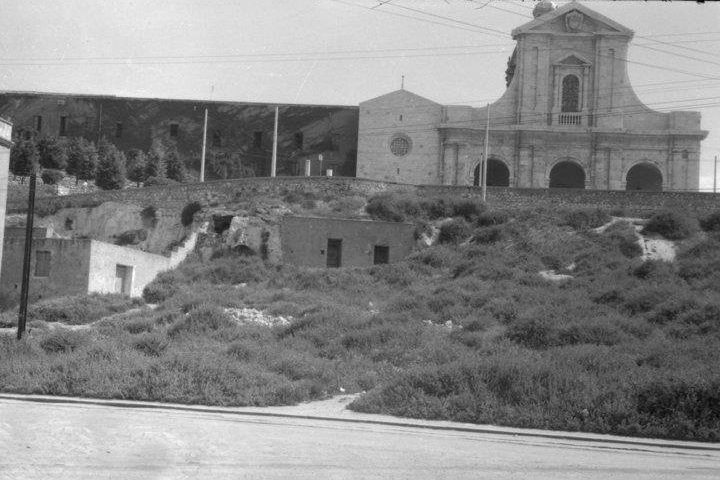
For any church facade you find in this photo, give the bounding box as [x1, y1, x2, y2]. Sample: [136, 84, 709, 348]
[357, 1, 708, 191]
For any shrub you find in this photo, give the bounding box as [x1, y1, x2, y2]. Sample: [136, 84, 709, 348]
[41, 169, 65, 185]
[142, 271, 181, 303]
[699, 211, 720, 233]
[167, 304, 236, 337]
[631, 260, 676, 280]
[123, 317, 155, 334]
[643, 210, 698, 240]
[471, 226, 503, 244]
[365, 194, 410, 222]
[140, 206, 158, 228]
[604, 221, 642, 258]
[476, 210, 507, 227]
[144, 176, 178, 187]
[132, 332, 168, 356]
[39, 329, 89, 353]
[181, 201, 202, 227]
[438, 218, 471, 244]
[27, 294, 141, 325]
[563, 209, 611, 231]
[115, 229, 147, 246]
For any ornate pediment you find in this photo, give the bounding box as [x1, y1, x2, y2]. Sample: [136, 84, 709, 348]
[556, 53, 591, 66]
[511, 2, 634, 38]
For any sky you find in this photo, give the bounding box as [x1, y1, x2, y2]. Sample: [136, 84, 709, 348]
[0, 0, 719, 189]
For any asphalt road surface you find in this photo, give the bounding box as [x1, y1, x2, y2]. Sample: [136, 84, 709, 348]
[1, 396, 719, 479]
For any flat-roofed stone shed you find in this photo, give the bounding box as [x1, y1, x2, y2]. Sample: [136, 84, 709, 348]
[280, 216, 415, 268]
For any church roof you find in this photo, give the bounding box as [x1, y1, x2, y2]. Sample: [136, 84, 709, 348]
[511, 1, 633, 38]
[359, 89, 441, 107]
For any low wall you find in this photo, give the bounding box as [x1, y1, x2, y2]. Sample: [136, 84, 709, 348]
[7, 176, 720, 217]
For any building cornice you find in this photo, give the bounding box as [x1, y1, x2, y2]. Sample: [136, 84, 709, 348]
[438, 124, 709, 139]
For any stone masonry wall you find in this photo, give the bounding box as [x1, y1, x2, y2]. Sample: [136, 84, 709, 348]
[8, 177, 720, 220]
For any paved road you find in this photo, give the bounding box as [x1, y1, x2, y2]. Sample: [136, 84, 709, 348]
[1, 397, 719, 479]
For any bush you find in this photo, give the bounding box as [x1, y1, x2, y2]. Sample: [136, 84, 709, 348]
[140, 206, 158, 228]
[563, 209, 611, 231]
[142, 271, 181, 303]
[26, 294, 141, 325]
[132, 332, 168, 356]
[95, 140, 127, 190]
[604, 221, 642, 258]
[167, 304, 236, 337]
[115, 229, 148, 246]
[699, 211, 720, 233]
[471, 226, 503, 244]
[438, 218, 471, 244]
[41, 169, 65, 185]
[144, 176, 178, 187]
[643, 210, 698, 240]
[476, 211, 507, 227]
[181, 201, 202, 227]
[365, 194, 413, 222]
[39, 329, 89, 353]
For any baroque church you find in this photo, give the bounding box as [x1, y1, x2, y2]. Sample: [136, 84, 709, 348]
[356, 1, 708, 191]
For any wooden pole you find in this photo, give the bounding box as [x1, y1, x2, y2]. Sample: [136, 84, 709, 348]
[714, 155, 718, 193]
[17, 173, 36, 340]
[271, 106, 279, 177]
[482, 103, 490, 202]
[200, 108, 208, 182]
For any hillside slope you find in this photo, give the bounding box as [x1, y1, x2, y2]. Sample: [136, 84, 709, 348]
[1, 194, 719, 442]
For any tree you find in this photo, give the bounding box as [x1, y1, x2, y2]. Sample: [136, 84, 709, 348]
[37, 136, 68, 170]
[66, 137, 98, 184]
[144, 149, 166, 179]
[95, 140, 126, 190]
[165, 146, 186, 182]
[10, 140, 39, 183]
[41, 169, 65, 185]
[125, 149, 147, 187]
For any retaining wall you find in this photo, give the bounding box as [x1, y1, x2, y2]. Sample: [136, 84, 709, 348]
[7, 176, 720, 217]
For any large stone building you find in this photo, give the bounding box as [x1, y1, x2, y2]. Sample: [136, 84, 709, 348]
[357, 1, 708, 191]
[0, 93, 359, 178]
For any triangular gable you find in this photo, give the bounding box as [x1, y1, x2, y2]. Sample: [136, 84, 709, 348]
[360, 89, 441, 107]
[511, 1, 633, 37]
[555, 53, 592, 66]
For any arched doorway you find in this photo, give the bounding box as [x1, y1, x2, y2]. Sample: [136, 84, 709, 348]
[549, 161, 585, 189]
[473, 159, 510, 187]
[626, 163, 663, 191]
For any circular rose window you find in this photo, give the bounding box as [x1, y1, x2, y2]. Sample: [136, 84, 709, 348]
[389, 134, 411, 157]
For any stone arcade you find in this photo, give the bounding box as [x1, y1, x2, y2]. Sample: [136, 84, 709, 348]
[357, 1, 708, 191]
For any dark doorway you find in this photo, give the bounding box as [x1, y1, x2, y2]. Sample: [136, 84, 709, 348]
[326, 239, 342, 268]
[115, 265, 133, 295]
[473, 159, 510, 187]
[549, 161, 585, 189]
[373, 245, 389, 265]
[626, 164, 663, 191]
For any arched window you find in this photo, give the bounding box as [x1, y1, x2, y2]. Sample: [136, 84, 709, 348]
[561, 75, 580, 112]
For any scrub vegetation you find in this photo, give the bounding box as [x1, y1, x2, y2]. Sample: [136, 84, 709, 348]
[1, 193, 720, 442]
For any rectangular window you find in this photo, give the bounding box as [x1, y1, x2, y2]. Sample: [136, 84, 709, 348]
[294, 131, 303, 149]
[115, 122, 123, 138]
[59, 116, 67, 136]
[212, 130, 222, 148]
[253, 131, 263, 149]
[326, 239, 342, 268]
[170, 123, 179, 138]
[34, 251, 51, 277]
[34, 115, 42, 132]
[373, 245, 389, 265]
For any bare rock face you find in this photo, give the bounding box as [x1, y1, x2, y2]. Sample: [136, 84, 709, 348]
[37, 201, 186, 254]
[223, 215, 281, 262]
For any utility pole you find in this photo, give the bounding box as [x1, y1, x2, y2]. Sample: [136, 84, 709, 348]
[714, 155, 718, 193]
[270, 106, 279, 177]
[482, 103, 490, 202]
[17, 173, 37, 340]
[200, 108, 208, 182]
